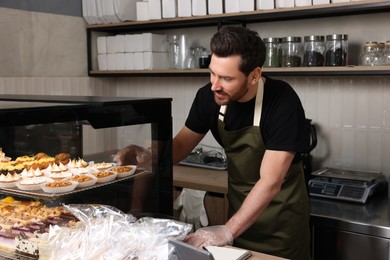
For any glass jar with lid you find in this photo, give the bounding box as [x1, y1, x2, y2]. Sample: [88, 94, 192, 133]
[263, 37, 282, 67]
[281, 36, 303, 67]
[303, 35, 325, 67]
[359, 42, 382, 66]
[325, 34, 348, 66]
[383, 41, 390, 65]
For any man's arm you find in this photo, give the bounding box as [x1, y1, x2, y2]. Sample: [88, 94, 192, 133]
[225, 150, 295, 238]
[172, 126, 206, 165]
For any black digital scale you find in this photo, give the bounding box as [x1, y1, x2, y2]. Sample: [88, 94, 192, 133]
[308, 167, 386, 203]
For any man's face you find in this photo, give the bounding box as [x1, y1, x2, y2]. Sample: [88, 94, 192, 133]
[209, 54, 250, 106]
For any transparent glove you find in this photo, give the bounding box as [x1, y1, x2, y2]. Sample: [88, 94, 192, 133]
[173, 188, 208, 230]
[184, 225, 233, 248]
[113, 145, 152, 171]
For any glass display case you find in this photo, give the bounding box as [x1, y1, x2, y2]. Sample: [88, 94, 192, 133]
[0, 94, 173, 217]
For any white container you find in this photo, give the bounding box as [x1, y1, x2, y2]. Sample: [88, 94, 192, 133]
[276, 0, 294, 8]
[162, 0, 177, 18]
[256, 0, 275, 10]
[97, 54, 108, 70]
[208, 0, 223, 14]
[148, 0, 162, 20]
[239, 0, 255, 11]
[313, 0, 330, 5]
[136, 1, 149, 21]
[97, 36, 107, 54]
[114, 35, 125, 53]
[134, 52, 144, 70]
[142, 33, 168, 52]
[331, 0, 350, 3]
[225, 0, 240, 13]
[124, 34, 135, 52]
[107, 53, 117, 70]
[178, 0, 192, 17]
[115, 53, 125, 70]
[114, 0, 137, 21]
[192, 0, 207, 16]
[295, 0, 312, 6]
[124, 53, 134, 70]
[144, 52, 170, 70]
[133, 34, 144, 52]
[106, 36, 117, 54]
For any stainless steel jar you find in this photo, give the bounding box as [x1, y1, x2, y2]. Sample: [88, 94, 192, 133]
[325, 34, 348, 66]
[263, 37, 282, 67]
[281, 36, 303, 67]
[303, 35, 325, 67]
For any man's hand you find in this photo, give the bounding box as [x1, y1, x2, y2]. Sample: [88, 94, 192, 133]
[113, 145, 152, 170]
[184, 225, 233, 248]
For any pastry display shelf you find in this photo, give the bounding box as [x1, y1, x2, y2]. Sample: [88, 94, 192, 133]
[89, 66, 390, 77]
[0, 169, 150, 201]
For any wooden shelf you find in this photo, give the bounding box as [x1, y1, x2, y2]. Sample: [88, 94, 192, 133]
[89, 66, 390, 77]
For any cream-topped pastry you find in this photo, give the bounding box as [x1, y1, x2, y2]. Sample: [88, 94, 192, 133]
[67, 158, 88, 168]
[49, 171, 72, 179]
[0, 173, 21, 183]
[21, 168, 43, 179]
[20, 177, 47, 185]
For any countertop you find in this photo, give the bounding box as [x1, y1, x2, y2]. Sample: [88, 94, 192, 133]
[173, 165, 390, 239]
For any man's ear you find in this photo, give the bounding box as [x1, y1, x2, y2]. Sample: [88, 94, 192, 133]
[250, 67, 262, 85]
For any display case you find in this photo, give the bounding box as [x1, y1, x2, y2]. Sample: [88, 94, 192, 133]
[0, 94, 173, 217]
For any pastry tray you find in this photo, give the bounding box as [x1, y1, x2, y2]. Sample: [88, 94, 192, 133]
[0, 169, 149, 200]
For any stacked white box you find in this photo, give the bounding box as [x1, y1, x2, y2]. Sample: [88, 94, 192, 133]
[276, 0, 294, 8]
[136, 1, 149, 20]
[106, 36, 117, 54]
[148, 0, 162, 20]
[239, 0, 255, 11]
[225, 0, 240, 13]
[256, 0, 275, 10]
[133, 34, 144, 52]
[107, 53, 117, 70]
[143, 52, 169, 70]
[142, 33, 168, 52]
[178, 0, 192, 17]
[124, 53, 134, 70]
[114, 35, 125, 53]
[331, 0, 350, 3]
[208, 0, 223, 14]
[115, 53, 125, 70]
[97, 36, 107, 54]
[162, 0, 177, 18]
[134, 52, 144, 70]
[114, 0, 137, 21]
[295, 0, 312, 6]
[124, 34, 135, 53]
[97, 54, 108, 70]
[313, 0, 330, 4]
[192, 0, 207, 16]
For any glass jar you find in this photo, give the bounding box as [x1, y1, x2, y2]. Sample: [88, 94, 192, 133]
[359, 42, 382, 66]
[383, 41, 390, 65]
[325, 34, 348, 66]
[303, 35, 325, 67]
[263, 37, 282, 67]
[281, 36, 303, 67]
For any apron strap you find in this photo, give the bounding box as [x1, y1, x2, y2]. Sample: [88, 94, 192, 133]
[219, 79, 264, 126]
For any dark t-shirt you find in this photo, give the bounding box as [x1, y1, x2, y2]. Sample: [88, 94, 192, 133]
[185, 77, 310, 163]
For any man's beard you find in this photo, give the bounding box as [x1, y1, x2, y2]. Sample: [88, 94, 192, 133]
[213, 79, 249, 106]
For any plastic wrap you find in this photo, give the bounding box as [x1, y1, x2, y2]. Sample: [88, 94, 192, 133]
[36, 204, 192, 260]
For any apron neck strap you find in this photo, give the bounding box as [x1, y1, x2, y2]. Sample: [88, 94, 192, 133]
[218, 79, 264, 126]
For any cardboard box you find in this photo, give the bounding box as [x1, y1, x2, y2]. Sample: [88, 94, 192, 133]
[178, 0, 192, 17]
[114, 35, 125, 53]
[225, 0, 240, 13]
[312, 0, 330, 5]
[208, 0, 223, 14]
[143, 52, 169, 70]
[107, 53, 117, 70]
[97, 54, 108, 70]
[97, 36, 107, 54]
[136, 1, 149, 21]
[115, 53, 125, 70]
[192, 0, 207, 16]
[143, 33, 168, 52]
[148, 0, 162, 20]
[256, 0, 275, 9]
[162, 0, 177, 18]
[133, 34, 144, 52]
[134, 52, 144, 70]
[124, 34, 135, 53]
[295, 0, 312, 6]
[276, 0, 294, 8]
[239, 0, 254, 11]
[106, 36, 117, 54]
[124, 53, 134, 70]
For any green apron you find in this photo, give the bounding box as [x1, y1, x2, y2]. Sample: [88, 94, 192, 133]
[217, 80, 311, 260]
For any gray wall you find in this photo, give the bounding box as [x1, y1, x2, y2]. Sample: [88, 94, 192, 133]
[0, 0, 81, 17]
